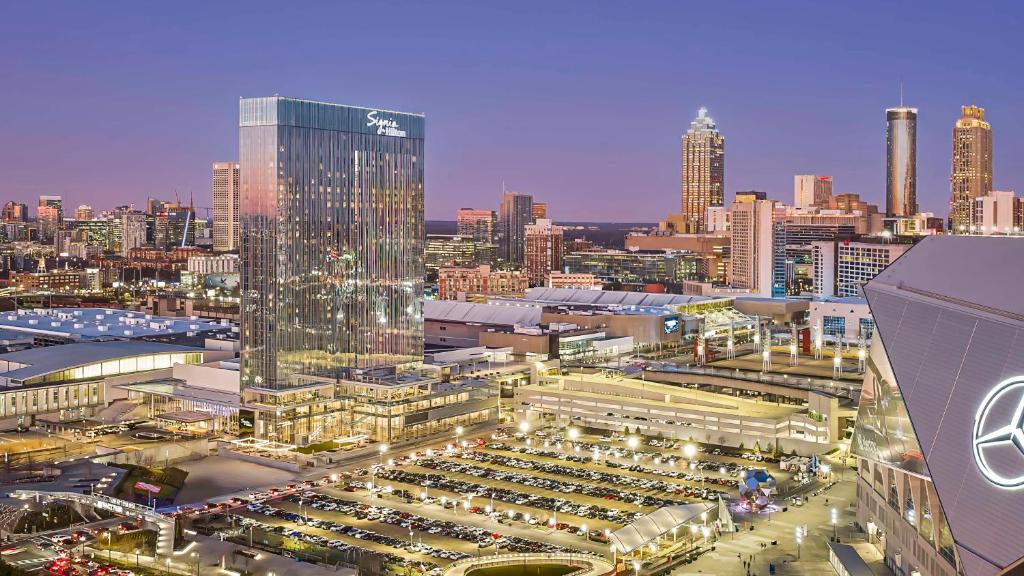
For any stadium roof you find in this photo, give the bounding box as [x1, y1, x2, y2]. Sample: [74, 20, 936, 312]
[0, 341, 204, 382]
[608, 503, 711, 553]
[523, 287, 714, 309]
[424, 300, 541, 326]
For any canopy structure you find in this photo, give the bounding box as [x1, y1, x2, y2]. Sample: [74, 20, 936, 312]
[609, 503, 713, 554]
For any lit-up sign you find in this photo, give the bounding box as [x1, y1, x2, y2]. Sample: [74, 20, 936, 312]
[663, 316, 681, 334]
[973, 376, 1024, 488]
[366, 110, 407, 137]
[134, 481, 161, 494]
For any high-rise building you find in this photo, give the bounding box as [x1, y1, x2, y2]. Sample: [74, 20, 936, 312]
[239, 96, 425, 395]
[1, 202, 28, 223]
[212, 161, 240, 252]
[886, 107, 918, 217]
[811, 239, 911, 298]
[74, 205, 94, 221]
[681, 107, 724, 233]
[120, 212, 148, 256]
[793, 175, 833, 208]
[728, 193, 774, 297]
[37, 195, 63, 241]
[455, 208, 497, 243]
[532, 202, 548, 221]
[524, 218, 564, 287]
[498, 191, 533, 264]
[970, 190, 1015, 235]
[147, 198, 171, 216]
[154, 203, 196, 249]
[950, 105, 993, 233]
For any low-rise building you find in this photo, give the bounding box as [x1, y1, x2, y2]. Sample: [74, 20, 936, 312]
[437, 265, 528, 300]
[546, 271, 603, 290]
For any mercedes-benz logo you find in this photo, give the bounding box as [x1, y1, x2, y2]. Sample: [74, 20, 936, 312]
[973, 376, 1024, 488]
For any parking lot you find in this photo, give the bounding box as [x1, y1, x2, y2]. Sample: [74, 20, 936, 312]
[175, 427, 808, 576]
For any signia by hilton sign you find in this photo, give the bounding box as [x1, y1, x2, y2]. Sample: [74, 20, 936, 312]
[973, 376, 1024, 488]
[366, 110, 407, 137]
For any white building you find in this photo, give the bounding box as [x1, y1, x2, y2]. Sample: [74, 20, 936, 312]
[812, 240, 910, 298]
[809, 297, 873, 342]
[704, 205, 728, 233]
[546, 271, 603, 290]
[794, 174, 832, 208]
[970, 190, 1016, 235]
[729, 195, 775, 297]
[187, 253, 240, 275]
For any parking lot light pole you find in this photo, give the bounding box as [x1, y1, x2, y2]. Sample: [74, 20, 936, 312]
[831, 507, 838, 541]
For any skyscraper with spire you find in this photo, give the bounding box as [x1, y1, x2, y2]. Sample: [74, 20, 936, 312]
[950, 105, 993, 233]
[680, 107, 724, 234]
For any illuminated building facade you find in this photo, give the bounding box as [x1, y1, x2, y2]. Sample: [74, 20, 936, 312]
[681, 107, 724, 233]
[212, 162, 241, 251]
[886, 107, 917, 217]
[950, 105, 993, 233]
[239, 96, 425, 403]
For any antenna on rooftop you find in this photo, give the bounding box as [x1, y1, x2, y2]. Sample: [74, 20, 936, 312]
[899, 80, 904, 107]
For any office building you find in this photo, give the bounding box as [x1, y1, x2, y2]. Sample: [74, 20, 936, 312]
[545, 271, 603, 290]
[121, 212, 148, 256]
[886, 107, 917, 217]
[532, 202, 548, 221]
[437, 265, 528, 300]
[971, 190, 1016, 235]
[239, 96, 425, 402]
[154, 204, 196, 249]
[212, 161, 240, 252]
[705, 206, 728, 233]
[848, 235, 1024, 576]
[681, 107, 724, 233]
[524, 218, 564, 287]
[455, 208, 497, 243]
[37, 195, 63, 241]
[425, 235, 496, 280]
[808, 297, 874, 342]
[498, 191, 533, 264]
[794, 175, 833, 208]
[74, 205, 94, 221]
[729, 194, 775, 297]
[950, 105, 993, 233]
[811, 239, 911, 298]
[2, 202, 28, 223]
[564, 249, 702, 286]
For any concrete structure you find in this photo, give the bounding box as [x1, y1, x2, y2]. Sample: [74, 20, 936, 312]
[850, 235, 1024, 576]
[886, 107, 917, 217]
[212, 161, 240, 252]
[524, 218, 564, 287]
[794, 174, 833, 208]
[729, 195, 775, 296]
[680, 107, 725, 233]
[950, 105, 993, 233]
[437, 265, 528, 300]
[187, 253, 239, 275]
[0, 307, 231, 345]
[498, 191, 533, 265]
[424, 300, 542, 348]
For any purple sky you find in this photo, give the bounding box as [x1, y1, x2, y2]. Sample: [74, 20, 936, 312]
[1, 1, 1022, 221]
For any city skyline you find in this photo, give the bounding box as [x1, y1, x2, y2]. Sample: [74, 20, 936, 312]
[2, 2, 1024, 221]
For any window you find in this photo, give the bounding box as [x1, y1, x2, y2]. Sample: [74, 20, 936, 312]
[823, 315, 846, 337]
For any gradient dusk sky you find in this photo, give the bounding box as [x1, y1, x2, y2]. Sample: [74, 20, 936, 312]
[1, 1, 1022, 221]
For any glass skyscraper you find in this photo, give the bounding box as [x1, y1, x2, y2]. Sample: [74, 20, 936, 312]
[239, 96, 425, 392]
[885, 107, 917, 217]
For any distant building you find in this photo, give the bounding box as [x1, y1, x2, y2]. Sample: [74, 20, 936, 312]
[950, 105, 993, 233]
[498, 191, 533, 264]
[811, 239, 911, 298]
[74, 205, 94, 221]
[437, 265, 528, 300]
[455, 208, 497, 243]
[971, 190, 1016, 235]
[425, 235, 496, 280]
[546, 271, 602, 290]
[37, 195, 63, 241]
[705, 206, 728, 233]
[212, 161, 240, 252]
[809, 297, 874, 342]
[794, 175, 833, 208]
[532, 202, 548, 221]
[564, 249, 702, 286]
[121, 212, 148, 256]
[187, 253, 239, 275]
[680, 107, 724, 233]
[729, 194, 775, 296]
[886, 107, 917, 217]
[2, 202, 28, 223]
[524, 219, 564, 287]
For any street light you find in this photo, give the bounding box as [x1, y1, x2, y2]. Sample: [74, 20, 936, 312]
[518, 421, 530, 434]
[831, 507, 838, 541]
[683, 443, 697, 460]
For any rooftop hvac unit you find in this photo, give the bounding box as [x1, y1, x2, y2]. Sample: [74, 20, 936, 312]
[73, 323, 84, 329]
[145, 314, 152, 320]
[50, 322, 61, 327]
[95, 314, 105, 320]
[73, 311, 82, 316]
[189, 324, 198, 330]
[97, 325, 107, 332]
[190, 315, 199, 321]
[123, 330, 133, 336]
[220, 319, 229, 326]
[231, 326, 239, 333]
[5, 316, 14, 321]
[27, 320, 37, 325]
[187, 331, 196, 337]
